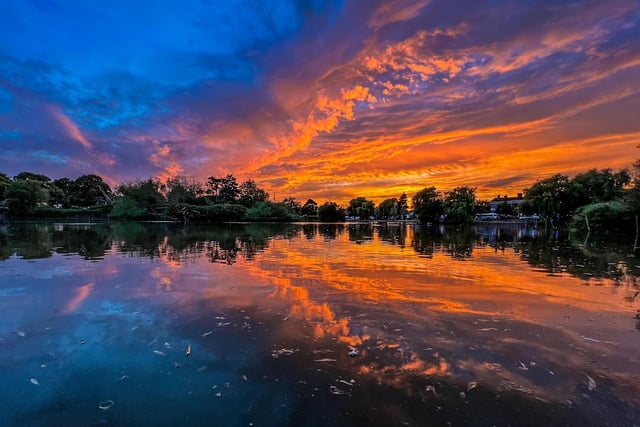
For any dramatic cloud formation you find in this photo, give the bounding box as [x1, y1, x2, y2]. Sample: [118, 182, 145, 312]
[1, 0, 639, 202]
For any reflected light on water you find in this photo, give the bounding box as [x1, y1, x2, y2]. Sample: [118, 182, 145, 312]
[1, 222, 639, 426]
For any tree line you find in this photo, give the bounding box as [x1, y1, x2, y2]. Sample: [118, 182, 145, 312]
[0, 166, 638, 230]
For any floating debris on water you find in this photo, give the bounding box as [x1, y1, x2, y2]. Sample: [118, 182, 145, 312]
[17, 331, 26, 337]
[337, 379, 355, 387]
[518, 361, 529, 370]
[30, 378, 39, 385]
[153, 350, 166, 357]
[118, 375, 128, 381]
[581, 336, 602, 343]
[586, 374, 597, 391]
[459, 392, 466, 398]
[313, 358, 337, 362]
[347, 346, 359, 357]
[164, 342, 171, 349]
[329, 385, 350, 396]
[271, 348, 296, 358]
[40, 364, 47, 368]
[467, 382, 478, 392]
[425, 385, 436, 395]
[202, 330, 214, 337]
[98, 400, 114, 411]
[80, 339, 85, 345]
[242, 374, 248, 381]
[185, 344, 192, 358]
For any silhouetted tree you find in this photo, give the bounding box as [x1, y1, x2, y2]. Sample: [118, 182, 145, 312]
[166, 176, 202, 205]
[318, 202, 345, 222]
[69, 174, 113, 207]
[347, 197, 375, 219]
[238, 180, 269, 207]
[50, 177, 73, 207]
[0, 172, 12, 199]
[524, 174, 578, 224]
[5, 179, 49, 216]
[397, 193, 409, 218]
[443, 186, 477, 223]
[281, 197, 301, 214]
[377, 198, 397, 219]
[412, 187, 443, 223]
[301, 199, 318, 216]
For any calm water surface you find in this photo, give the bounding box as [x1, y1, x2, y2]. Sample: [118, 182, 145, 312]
[0, 222, 639, 426]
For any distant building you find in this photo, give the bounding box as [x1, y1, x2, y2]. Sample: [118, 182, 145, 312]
[489, 193, 524, 213]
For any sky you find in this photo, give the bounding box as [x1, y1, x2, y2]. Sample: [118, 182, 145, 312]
[1, 0, 639, 204]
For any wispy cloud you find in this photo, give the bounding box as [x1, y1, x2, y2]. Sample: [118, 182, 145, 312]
[0, 0, 638, 201]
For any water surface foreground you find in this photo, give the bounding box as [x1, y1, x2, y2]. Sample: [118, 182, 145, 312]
[0, 222, 639, 426]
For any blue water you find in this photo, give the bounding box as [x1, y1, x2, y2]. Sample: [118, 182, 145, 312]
[1, 222, 639, 426]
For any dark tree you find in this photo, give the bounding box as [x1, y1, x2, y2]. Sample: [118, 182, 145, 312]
[206, 174, 240, 204]
[69, 174, 113, 207]
[377, 198, 397, 219]
[50, 178, 74, 207]
[0, 172, 11, 199]
[5, 180, 49, 216]
[347, 197, 375, 219]
[397, 193, 409, 218]
[524, 174, 579, 223]
[238, 180, 269, 207]
[14, 172, 51, 184]
[412, 187, 443, 223]
[318, 202, 345, 222]
[301, 199, 318, 216]
[572, 168, 630, 205]
[443, 186, 476, 223]
[281, 197, 301, 214]
[165, 176, 203, 205]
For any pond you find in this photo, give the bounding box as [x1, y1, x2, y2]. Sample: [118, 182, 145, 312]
[0, 221, 639, 426]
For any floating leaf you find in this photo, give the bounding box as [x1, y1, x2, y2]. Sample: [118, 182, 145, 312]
[467, 381, 478, 392]
[30, 378, 39, 385]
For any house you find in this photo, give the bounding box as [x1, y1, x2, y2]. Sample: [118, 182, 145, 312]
[489, 193, 525, 213]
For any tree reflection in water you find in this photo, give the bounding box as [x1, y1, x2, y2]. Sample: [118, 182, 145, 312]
[1, 222, 639, 289]
[1, 221, 639, 425]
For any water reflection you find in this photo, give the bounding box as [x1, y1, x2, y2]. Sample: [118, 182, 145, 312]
[0, 222, 639, 426]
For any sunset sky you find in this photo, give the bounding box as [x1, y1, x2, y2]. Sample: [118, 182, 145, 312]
[1, 0, 639, 203]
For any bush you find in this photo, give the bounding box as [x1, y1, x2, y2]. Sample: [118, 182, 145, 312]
[111, 196, 147, 219]
[571, 201, 634, 233]
[245, 201, 292, 222]
[168, 203, 247, 222]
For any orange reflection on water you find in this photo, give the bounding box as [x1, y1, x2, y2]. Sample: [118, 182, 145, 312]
[62, 282, 94, 314]
[228, 224, 640, 404]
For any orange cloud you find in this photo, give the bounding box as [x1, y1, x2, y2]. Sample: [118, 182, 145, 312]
[50, 106, 93, 150]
